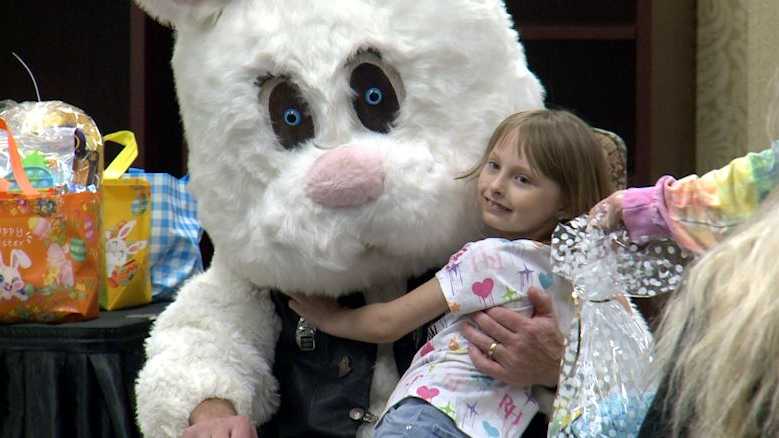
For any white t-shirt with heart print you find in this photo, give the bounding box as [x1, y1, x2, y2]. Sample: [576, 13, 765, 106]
[381, 238, 574, 438]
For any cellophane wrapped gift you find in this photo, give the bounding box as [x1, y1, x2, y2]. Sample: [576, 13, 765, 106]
[548, 216, 691, 437]
[0, 102, 103, 323]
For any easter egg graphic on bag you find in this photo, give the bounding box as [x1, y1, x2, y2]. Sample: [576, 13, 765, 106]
[83, 217, 95, 240]
[28, 217, 51, 237]
[131, 193, 149, 216]
[69, 238, 86, 262]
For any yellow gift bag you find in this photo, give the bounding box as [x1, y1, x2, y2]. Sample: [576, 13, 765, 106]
[100, 131, 151, 310]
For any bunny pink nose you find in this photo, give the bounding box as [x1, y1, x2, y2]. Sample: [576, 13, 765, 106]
[305, 146, 385, 208]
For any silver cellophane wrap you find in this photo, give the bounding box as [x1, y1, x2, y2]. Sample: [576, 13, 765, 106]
[548, 216, 691, 437]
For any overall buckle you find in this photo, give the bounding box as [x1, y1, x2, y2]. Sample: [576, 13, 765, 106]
[296, 317, 316, 351]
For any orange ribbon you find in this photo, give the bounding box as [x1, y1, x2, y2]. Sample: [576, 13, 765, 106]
[0, 117, 37, 196]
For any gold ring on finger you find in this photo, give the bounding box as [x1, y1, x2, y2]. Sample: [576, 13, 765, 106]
[487, 341, 499, 360]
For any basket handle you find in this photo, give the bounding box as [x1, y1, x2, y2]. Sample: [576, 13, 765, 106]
[103, 131, 139, 180]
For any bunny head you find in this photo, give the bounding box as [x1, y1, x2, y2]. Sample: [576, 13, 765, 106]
[0, 249, 31, 295]
[135, 0, 544, 294]
[105, 220, 148, 273]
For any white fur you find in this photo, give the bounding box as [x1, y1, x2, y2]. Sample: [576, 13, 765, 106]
[134, 1, 544, 436]
[135, 254, 282, 435]
[134, 0, 232, 28]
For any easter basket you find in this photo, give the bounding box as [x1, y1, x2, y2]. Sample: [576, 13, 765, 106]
[548, 216, 692, 437]
[0, 110, 101, 323]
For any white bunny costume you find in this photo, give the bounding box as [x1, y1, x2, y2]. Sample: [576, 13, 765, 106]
[132, 1, 544, 436]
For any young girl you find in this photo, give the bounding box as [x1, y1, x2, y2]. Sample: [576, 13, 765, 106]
[290, 109, 614, 438]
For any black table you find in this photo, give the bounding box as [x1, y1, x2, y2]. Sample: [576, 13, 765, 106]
[0, 302, 168, 438]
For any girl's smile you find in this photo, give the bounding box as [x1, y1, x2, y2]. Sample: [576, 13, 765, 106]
[483, 196, 512, 213]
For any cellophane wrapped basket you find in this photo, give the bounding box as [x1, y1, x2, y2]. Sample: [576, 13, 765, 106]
[548, 216, 691, 437]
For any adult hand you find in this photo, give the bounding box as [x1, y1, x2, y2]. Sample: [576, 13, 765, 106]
[462, 287, 564, 388]
[588, 190, 625, 231]
[184, 398, 257, 438]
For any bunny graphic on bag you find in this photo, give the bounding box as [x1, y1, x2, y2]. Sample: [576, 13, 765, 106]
[0, 249, 32, 301]
[105, 220, 148, 288]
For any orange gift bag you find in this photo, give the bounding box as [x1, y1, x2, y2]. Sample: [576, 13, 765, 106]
[0, 110, 101, 323]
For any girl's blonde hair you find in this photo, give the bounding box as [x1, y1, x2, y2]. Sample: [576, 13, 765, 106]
[655, 190, 779, 438]
[463, 109, 614, 217]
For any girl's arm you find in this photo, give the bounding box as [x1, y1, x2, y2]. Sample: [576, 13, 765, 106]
[288, 278, 448, 343]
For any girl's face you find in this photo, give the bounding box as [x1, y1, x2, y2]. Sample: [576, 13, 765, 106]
[477, 133, 563, 241]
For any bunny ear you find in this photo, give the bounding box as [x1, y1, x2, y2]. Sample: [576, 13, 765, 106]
[127, 241, 148, 254]
[133, 0, 233, 28]
[118, 220, 137, 239]
[10, 249, 31, 270]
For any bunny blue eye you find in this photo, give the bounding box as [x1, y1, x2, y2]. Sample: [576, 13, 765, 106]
[350, 59, 402, 134]
[0, 275, 4, 283]
[283, 108, 303, 126]
[262, 78, 316, 150]
[364, 87, 384, 106]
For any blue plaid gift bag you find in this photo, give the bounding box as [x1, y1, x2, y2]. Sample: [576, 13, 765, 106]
[125, 169, 203, 301]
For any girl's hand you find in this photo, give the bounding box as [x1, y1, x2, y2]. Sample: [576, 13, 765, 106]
[288, 294, 345, 333]
[588, 190, 625, 231]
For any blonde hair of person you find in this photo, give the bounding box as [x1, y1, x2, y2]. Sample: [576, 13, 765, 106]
[654, 190, 779, 438]
[462, 109, 614, 218]
[654, 74, 779, 438]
